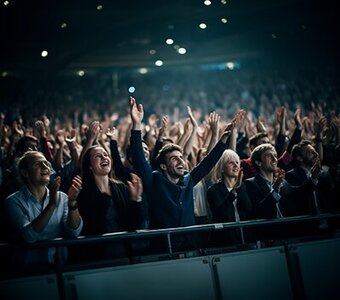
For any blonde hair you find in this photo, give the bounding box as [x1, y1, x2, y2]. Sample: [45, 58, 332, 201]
[211, 149, 240, 183]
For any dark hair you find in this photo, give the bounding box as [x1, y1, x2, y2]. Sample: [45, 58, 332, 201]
[291, 140, 312, 167]
[81, 145, 120, 187]
[15, 135, 39, 157]
[250, 143, 275, 171]
[155, 143, 182, 167]
[249, 132, 269, 149]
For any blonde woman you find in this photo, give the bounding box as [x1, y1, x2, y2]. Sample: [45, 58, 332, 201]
[207, 149, 252, 246]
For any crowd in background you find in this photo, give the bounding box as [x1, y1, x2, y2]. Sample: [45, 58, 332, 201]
[0, 65, 339, 271]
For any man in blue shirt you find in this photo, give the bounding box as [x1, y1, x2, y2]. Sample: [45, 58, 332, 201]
[129, 97, 234, 233]
[5, 151, 83, 268]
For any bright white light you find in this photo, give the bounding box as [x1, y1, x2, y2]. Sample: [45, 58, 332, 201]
[221, 18, 228, 24]
[61, 23, 67, 29]
[1, 71, 8, 77]
[149, 49, 156, 55]
[199, 23, 207, 29]
[178, 47, 187, 54]
[41, 50, 48, 57]
[226, 62, 235, 70]
[128, 86, 136, 93]
[221, 0, 227, 4]
[139, 68, 148, 74]
[77, 70, 85, 77]
[4, 1, 9, 6]
[166, 38, 174, 45]
[155, 60, 163, 67]
[204, 0, 211, 6]
[97, 5, 103, 10]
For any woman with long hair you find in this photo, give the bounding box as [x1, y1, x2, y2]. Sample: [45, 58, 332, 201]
[76, 145, 144, 261]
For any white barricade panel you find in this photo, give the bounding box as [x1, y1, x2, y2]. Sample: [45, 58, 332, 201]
[0, 274, 59, 300]
[64, 257, 216, 300]
[213, 246, 293, 300]
[291, 238, 340, 300]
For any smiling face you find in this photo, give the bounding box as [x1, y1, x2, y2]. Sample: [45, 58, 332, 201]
[223, 156, 240, 179]
[20, 152, 51, 187]
[258, 148, 278, 173]
[89, 146, 112, 176]
[161, 150, 186, 180]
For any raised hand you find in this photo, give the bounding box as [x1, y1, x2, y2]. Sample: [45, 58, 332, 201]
[129, 97, 144, 130]
[127, 173, 143, 202]
[106, 126, 119, 141]
[158, 115, 169, 140]
[85, 120, 101, 143]
[273, 168, 285, 192]
[35, 120, 47, 138]
[311, 158, 321, 179]
[233, 169, 244, 189]
[187, 106, 198, 129]
[68, 175, 83, 204]
[208, 111, 220, 135]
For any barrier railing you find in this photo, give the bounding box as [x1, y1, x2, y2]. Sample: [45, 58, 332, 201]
[1, 213, 339, 253]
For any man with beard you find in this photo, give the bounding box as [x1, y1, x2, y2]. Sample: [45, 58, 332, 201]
[281, 140, 328, 217]
[129, 97, 234, 252]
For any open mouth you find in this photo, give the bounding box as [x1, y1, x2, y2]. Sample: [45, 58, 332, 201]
[100, 161, 110, 167]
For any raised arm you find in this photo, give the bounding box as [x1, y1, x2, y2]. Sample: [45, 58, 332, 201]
[183, 106, 198, 160]
[129, 97, 153, 192]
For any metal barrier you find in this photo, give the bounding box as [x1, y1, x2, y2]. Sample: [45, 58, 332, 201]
[0, 214, 339, 300]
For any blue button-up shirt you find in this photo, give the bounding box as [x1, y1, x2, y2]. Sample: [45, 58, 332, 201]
[5, 186, 83, 265]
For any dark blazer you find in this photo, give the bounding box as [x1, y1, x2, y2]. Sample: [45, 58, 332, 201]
[244, 174, 281, 220]
[207, 181, 252, 246]
[207, 182, 251, 223]
[281, 166, 334, 217]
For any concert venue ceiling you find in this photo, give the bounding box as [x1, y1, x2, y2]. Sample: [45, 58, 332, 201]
[0, 0, 339, 74]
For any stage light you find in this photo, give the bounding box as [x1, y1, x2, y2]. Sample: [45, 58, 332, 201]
[226, 62, 235, 70]
[178, 47, 187, 54]
[149, 49, 156, 55]
[221, 0, 227, 4]
[166, 38, 174, 45]
[96, 5, 103, 10]
[204, 0, 211, 6]
[128, 86, 136, 93]
[155, 60, 163, 66]
[1, 71, 8, 77]
[61, 23, 67, 29]
[77, 70, 85, 76]
[199, 23, 207, 29]
[221, 18, 228, 24]
[41, 50, 48, 57]
[4, 1, 9, 6]
[139, 68, 148, 74]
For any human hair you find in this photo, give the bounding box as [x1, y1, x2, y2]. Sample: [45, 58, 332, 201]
[155, 143, 183, 168]
[291, 140, 312, 167]
[17, 150, 43, 184]
[81, 145, 120, 187]
[249, 132, 269, 150]
[15, 135, 39, 157]
[211, 149, 240, 183]
[250, 143, 276, 171]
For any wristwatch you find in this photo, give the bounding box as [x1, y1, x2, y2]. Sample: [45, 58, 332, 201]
[68, 202, 78, 210]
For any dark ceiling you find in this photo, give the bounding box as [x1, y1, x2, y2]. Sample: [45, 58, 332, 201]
[0, 0, 339, 73]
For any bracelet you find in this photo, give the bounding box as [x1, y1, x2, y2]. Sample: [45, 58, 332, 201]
[68, 203, 78, 211]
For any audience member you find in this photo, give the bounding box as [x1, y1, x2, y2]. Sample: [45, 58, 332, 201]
[4, 151, 83, 269]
